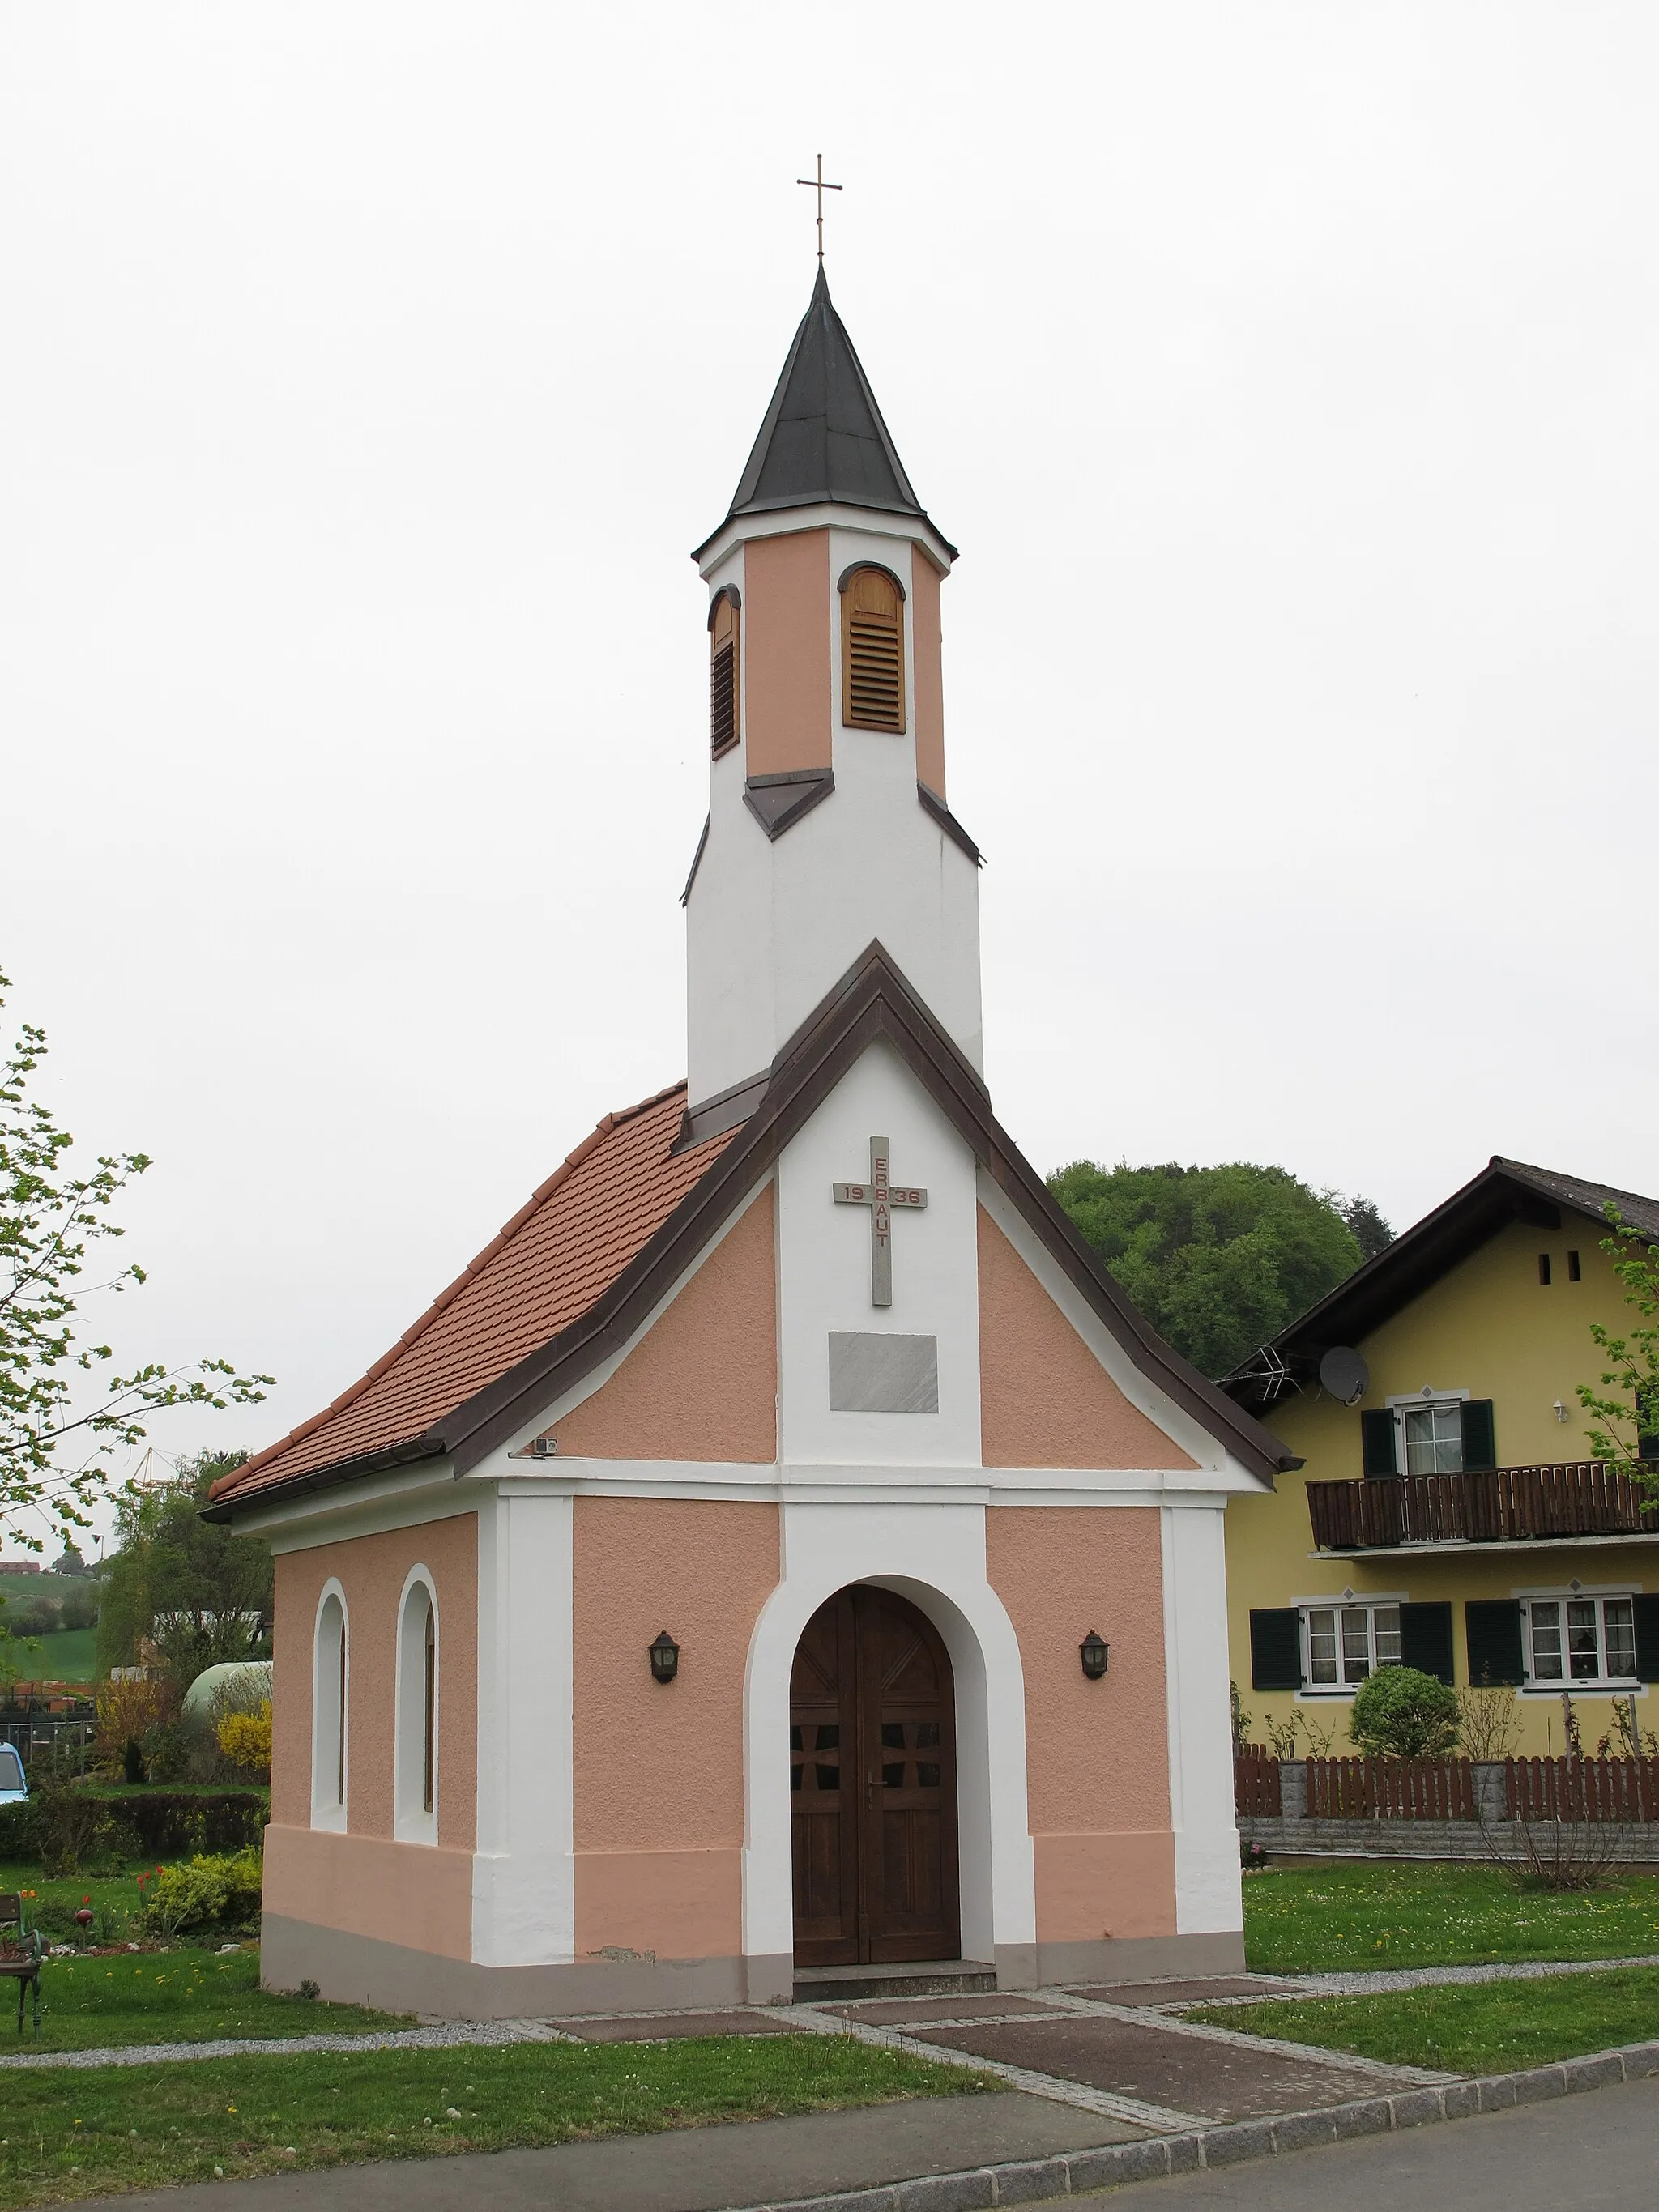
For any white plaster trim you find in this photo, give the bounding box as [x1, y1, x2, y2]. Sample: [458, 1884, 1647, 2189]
[1291, 1588, 1411, 1607]
[392, 1565, 438, 1848]
[741, 1502, 1034, 1967]
[242, 1468, 465, 1549]
[1160, 1505, 1243, 1937]
[974, 1174, 1260, 1489]
[309, 1579, 349, 1834]
[695, 502, 954, 580]
[1512, 1579, 1645, 1597]
[471, 1487, 576, 1967]
[484, 1461, 1238, 1511]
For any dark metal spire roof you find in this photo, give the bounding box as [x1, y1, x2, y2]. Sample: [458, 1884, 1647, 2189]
[696, 268, 956, 560]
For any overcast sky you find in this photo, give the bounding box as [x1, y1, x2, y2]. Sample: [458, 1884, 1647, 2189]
[4, 5, 1657, 1529]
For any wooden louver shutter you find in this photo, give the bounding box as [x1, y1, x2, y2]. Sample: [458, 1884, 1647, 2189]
[710, 595, 739, 757]
[1249, 1608, 1303, 1691]
[842, 568, 905, 733]
[1634, 1594, 1659, 1684]
[1398, 1600, 1456, 1685]
[1360, 1407, 1398, 1477]
[1465, 1599, 1525, 1686]
[1460, 1398, 1497, 1471]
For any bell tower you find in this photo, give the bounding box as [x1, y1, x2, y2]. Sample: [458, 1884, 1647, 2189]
[682, 271, 984, 1129]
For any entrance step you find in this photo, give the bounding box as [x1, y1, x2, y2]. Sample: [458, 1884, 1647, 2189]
[791, 1959, 997, 2005]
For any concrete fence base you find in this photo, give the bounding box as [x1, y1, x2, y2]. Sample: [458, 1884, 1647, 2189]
[1239, 1813, 1659, 1862]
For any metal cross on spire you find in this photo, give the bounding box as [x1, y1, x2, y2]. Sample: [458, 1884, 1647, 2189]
[795, 153, 843, 264]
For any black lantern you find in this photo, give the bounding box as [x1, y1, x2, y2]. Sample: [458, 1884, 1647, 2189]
[1079, 1630, 1109, 1681]
[648, 1630, 680, 1685]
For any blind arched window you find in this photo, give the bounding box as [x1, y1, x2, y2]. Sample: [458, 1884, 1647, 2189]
[710, 589, 740, 757]
[311, 1587, 348, 1831]
[841, 565, 906, 733]
[394, 1575, 438, 1843]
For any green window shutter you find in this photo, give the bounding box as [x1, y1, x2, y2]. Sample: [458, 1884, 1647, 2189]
[1461, 1399, 1497, 1471]
[1634, 1594, 1659, 1685]
[1465, 1599, 1525, 1686]
[1250, 1608, 1303, 1692]
[1361, 1408, 1397, 1477]
[1399, 1601, 1456, 1685]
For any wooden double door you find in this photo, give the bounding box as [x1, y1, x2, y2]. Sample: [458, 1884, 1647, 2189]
[790, 1586, 961, 1966]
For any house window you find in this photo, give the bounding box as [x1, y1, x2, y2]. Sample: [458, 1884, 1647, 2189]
[1567, 1250, 1581, 1281]
[1525, 1595, 1638, 1686]
[1538, 1252, 1552, 1285]
[710, 589, 740, 757]
[840, 565, 906, 732]
[394, 1575, 438, 1842]
[1401, 1401, 1463, 1476]
[1304, 1603, 1401, 1687]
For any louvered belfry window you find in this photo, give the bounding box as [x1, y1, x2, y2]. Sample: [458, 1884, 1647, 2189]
[842, 566, 905, 733]
[710, 590, 740, 757]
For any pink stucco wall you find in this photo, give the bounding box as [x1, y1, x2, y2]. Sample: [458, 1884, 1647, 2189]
[270, 1512, 478, 1850]
[978, 1209, 1196, 1470]
[744, 530, 831, 775]
[262, 1824, 474, 1960]
[572, 1497, 778, 1959]
[548, 1188, 776, 1462]
[988, 1505, 1176, 1942]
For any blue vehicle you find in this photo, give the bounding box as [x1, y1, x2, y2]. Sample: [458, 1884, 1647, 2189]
[0, 1744, 26, 1805]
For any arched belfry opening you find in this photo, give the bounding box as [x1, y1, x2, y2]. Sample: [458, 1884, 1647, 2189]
[790, 1585, 961, 1966]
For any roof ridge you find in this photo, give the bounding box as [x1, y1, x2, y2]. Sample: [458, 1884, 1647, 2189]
[209, 1080, 690, 1502]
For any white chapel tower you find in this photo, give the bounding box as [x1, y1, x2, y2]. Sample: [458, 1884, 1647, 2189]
[683, 267, 984, 1128]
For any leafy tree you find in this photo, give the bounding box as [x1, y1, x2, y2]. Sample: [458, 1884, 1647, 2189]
[1348, 1664, 1460, 1758]
[94, 1450, 272, 1684]
[1047, 1160, 1372, 1379]
[1341, 1196, 1395, 1264]
[1576, 1206, 1659, 1498]
[0, 968, 271, 1666]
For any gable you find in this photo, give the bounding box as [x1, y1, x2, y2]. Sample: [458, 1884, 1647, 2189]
[544, 1187, 777, 1463]
[977, 1208, 1197, 1471]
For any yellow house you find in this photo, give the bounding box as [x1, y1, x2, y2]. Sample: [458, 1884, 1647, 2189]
[1222, 1158, 1659, 1758]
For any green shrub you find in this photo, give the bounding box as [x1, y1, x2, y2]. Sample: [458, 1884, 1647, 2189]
[139, 1849, 264, 1937]
[1349, 1665, 1461, 1758]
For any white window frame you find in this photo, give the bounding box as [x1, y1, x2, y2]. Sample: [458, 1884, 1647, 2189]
[1293, 1588, 1409, 1698]
[1518, 1583, 1646, 1694]
[393, 1566, 439, 1846]
[310, 1581, 349, 1833]
[1385, 1387, 1471, 1477]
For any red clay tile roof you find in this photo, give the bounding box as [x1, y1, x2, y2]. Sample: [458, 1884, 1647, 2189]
[210, 1084, 737, 1508]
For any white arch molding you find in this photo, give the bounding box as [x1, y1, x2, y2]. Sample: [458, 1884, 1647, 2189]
[310, 1580, 349, 1833]
[393, 1566, 440, 1846]
[741, 1502, 1035, 1986]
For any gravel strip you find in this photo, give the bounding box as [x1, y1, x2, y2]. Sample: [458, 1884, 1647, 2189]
[0, 2018, 578, 2071]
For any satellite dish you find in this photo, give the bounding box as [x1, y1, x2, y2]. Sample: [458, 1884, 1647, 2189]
[1319, 1347, 1370, 1406]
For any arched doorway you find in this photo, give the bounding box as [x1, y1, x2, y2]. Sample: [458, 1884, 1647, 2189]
[790, 1584, 961, 1966]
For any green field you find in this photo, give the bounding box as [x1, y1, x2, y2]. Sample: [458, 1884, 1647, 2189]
[1242, 1862, 1659, 1972]
[0, 2037, 988, 2210]
[17, 1630, 98, 1682]
[1192, 1964, 1659, 2073]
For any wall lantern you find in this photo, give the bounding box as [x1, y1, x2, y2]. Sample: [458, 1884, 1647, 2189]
[1079, 1630, 1110, 1681]
[648, 1630, 680, 1686]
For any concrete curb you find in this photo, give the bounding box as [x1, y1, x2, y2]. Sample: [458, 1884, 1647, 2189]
[740, 2039, 1659, 2210]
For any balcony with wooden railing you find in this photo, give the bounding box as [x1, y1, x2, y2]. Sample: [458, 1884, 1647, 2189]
[1307, 1461, 1659, 1551]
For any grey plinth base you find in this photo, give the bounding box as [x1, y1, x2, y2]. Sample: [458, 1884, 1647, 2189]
[260, 1914, 793, 2018]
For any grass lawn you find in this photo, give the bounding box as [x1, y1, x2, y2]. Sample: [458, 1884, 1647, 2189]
[6, 1629, 98, 1682]
[0, 1946, 406, 2052]
[0, 2035, 989, 2209]
[1189, 1965, 1659, 2074]
[1242, 1862, 1659, 1972]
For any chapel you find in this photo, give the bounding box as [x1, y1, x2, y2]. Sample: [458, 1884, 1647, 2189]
[208, 266, 1296, 2016]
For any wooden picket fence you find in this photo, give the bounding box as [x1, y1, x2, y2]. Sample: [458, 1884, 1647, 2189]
[1233, 1743, 1282, 1816]
[1305, 1755, 1476, 1820]
[1506, 1757, 1659, 1823]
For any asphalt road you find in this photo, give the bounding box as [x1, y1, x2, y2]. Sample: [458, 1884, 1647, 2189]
[1043, 2075, 1659, 2208]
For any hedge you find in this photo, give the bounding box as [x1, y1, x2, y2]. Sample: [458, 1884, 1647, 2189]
[0, 1786, 268, 1872]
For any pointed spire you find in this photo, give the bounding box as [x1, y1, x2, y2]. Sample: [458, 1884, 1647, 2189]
[699, 270, 955, 558]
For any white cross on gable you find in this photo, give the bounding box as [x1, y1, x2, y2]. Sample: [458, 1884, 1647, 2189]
[833, 1136, 927, 1308]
